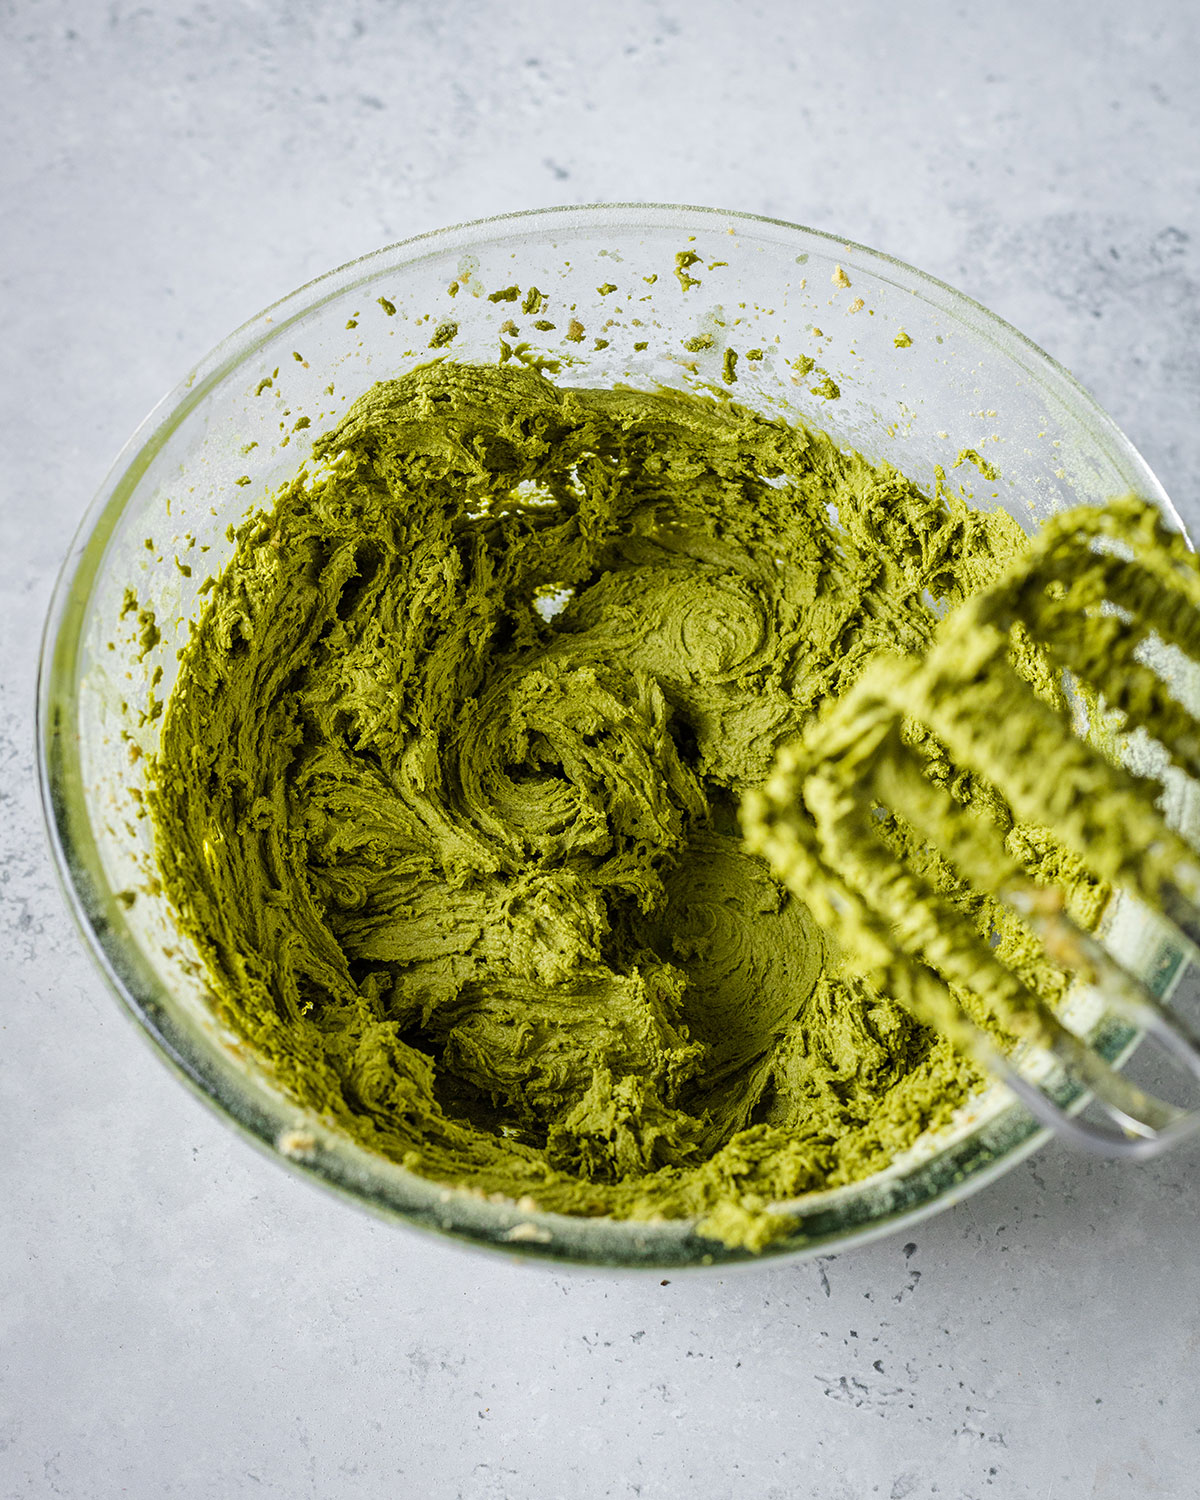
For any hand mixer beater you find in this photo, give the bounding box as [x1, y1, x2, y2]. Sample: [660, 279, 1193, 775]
[744, 495, 1200, 1156]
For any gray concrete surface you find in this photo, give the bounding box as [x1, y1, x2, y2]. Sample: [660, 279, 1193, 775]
[3, 3, 1200, 1497]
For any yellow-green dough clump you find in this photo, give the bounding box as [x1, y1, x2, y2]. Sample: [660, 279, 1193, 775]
[149, 361, 1046, 1250]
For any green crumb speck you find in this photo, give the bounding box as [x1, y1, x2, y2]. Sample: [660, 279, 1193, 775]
[674, 251, 703, 292]
[894, 330, 913, 348]
[429, 321, 458, 349]
[682, 333, 714, 352]
[722, 349, 738, 384]
[488, 286, 521, 303]
[593, 338, 610, 351]
[378, 297, 397, 316]
[346, 319, 358, 330]
[953, 448, 999, 482]
[534, 319, 556, 331]
[633, 340, 649, 351]
[597, 283, 618, 296]
[792, 355, 816, 377]
[809, 375, 841, 400]
[565, 319, 585, 343]
[746, 349, 764, 361]
[522, 287, 545, 315]
[255, 377, 273, 396]
[135, 607, 159, 658]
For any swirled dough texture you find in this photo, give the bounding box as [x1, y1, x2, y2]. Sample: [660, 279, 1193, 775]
[150, 362, 1034, 1250]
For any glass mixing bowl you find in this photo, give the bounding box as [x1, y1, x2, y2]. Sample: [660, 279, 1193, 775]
[38, 204, 1194, 1268]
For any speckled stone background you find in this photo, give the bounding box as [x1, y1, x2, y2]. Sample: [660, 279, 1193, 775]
[4, 4, 1200, 1498]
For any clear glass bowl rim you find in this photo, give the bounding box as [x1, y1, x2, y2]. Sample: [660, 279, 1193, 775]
[37, 202, 1178, 1271]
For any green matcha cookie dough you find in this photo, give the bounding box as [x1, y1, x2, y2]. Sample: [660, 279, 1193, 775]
[149, 361, 1045, 1251]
